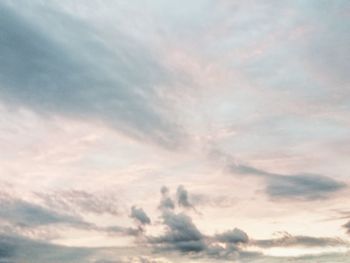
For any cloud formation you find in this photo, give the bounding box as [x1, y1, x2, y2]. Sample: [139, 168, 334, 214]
[0, 195, 85, 228]
[131, 206, 151, 225]
[176, 185, 194, 209]
[37, 190, 120, 216]
[159, 186, 175, 211]
[0, 1, 186, 149]
[231, 163, 346, 200]
[0, 234, 91, 263]
[215, 228, 249, 244]
[151, 210, 206, 253]
[344, 221, 350, 235]
[253, 232, 348, 248]
[0, 0, 349, 262]
[0, 186, 349, 262]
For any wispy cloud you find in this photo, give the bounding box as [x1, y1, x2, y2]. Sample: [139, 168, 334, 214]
[230, 163, 346, 200]
[0, 1, 187, 149]
[0, 0, 349, 262]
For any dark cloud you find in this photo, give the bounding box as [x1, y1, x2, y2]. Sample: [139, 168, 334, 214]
[265, 174, 345, 200]
[0, 234, 91, 263]
[215, 228, 249, 244]
[150, 211, 206, 253]
[230, 164, 346, 200]
[0, 196, 85, 228]
[147, 186, 350, 261]
[0, 236, 15, 260]
[149, 187, 251, 259]
[0, 192, 148, 241]
[149, 209, 252, 260]
[0, 2, 186, 149]
[176, 185, 193, 209]
[159, 198, 175, 211]
[131, 206, 151, 225]
[343, 221, 350, 235]
[253, 232, 347, 248]
[159, 186, 175, 211]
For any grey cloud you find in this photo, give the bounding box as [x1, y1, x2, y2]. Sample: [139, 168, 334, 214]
[150, 210, 206, 253]
[343, 221, 350, 235]
[160, 186, 170, 195]
[104, 226, 143, 237]
[149, 209, 251, 260]
[0, 2, 186, 149]
[253, 232, 348, 248]
[149, 188, 250, 259]
[215, 228, 249, 244]
[231, 164, 346, 200]
[159, 198, 175, 211]
[159, 186, 175, 211]
[176, 185, 193, 209]
[266, 174, 345, 200]
[160, 197, 175, 209]
[190, 193, 237, 208]
[147, 186, 350, 261]
[0, 234, 91, 263]
[0, 196, 85, 228]
[131, 206, 151, 225]
[150, 211, 206, 253]
[0, 192, 146, 240]
[37, 190, 119, 216]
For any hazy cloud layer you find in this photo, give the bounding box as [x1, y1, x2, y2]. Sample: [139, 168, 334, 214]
[0, 0, 349, 262]
[0, 186, 349, 262]
[0, 195, 86, 228]
[0, 1, 186, 149]
[0, 234, 91, 263]
[37, 190, 120, 216]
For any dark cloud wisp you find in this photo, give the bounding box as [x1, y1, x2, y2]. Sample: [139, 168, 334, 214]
[231, 164, 346, 200]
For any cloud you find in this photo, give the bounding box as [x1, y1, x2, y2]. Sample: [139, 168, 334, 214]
[149, 186, 251, 259]
[253, 232, 348, 248]
[103, 225, 143, 237]
[147, 186, 350, 261]
[0, 234, 91, 263]
[343, 221, 350, 235]
[149, 209, 254, 260]
[176, 185, 194, 209]
[37, 190, 120, 216]
[215, 228, 249, 244]
[150, 210, 206, 253]
[265, 174, 346, 200]
[159, 186, 175, 211]
[131, 206, 151, 225]
[0, 2, 186, 149]
[230, 163, 346, 200]
[0, 195, 85, 228]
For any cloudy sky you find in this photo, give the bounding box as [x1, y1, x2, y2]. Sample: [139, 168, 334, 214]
[0, 0, 349, 262]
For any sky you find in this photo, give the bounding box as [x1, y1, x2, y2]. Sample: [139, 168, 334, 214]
[0, 0, 349, 262]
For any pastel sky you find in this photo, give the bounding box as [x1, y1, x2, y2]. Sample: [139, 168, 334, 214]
[0, 0, 349, 262]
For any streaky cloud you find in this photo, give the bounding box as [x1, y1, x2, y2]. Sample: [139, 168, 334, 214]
[230, 163, 346, 200]
[0, 195, 86, 228]
[0, 2, 187, 149]
[253, 232, 348, 248]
